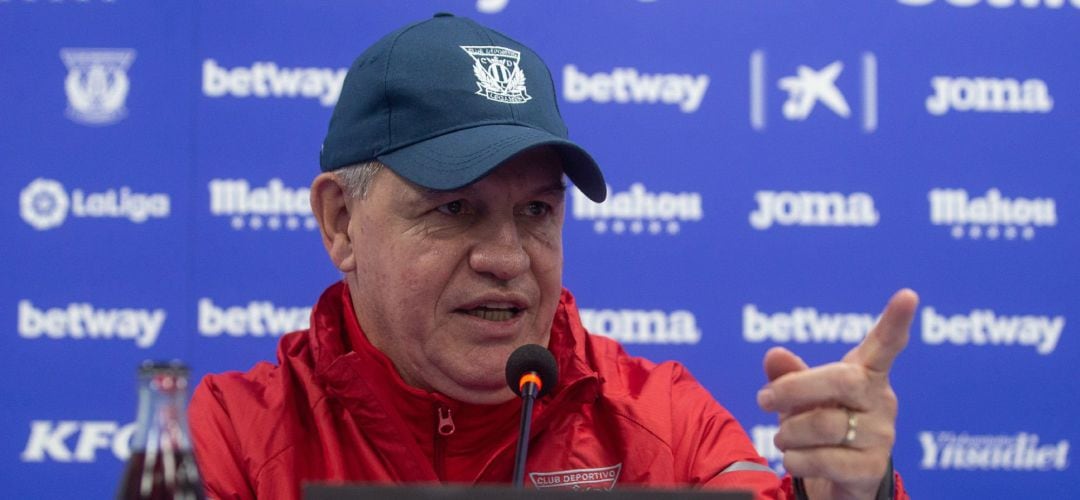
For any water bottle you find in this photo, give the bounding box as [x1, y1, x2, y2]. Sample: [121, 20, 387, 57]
[117, 361, 206, 500]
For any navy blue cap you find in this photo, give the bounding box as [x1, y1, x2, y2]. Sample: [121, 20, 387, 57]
[320, 13, 606, 202]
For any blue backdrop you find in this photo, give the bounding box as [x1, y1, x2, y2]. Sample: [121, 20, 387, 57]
[2, 1, 1076, 498]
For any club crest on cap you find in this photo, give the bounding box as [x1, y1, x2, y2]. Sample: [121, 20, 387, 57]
[60, 48, 136, 126]
[460, 46, 531, 104]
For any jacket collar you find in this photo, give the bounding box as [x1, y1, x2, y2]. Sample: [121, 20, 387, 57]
[309, 281, 600, 419]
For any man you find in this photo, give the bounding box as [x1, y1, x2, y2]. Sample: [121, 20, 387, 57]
[190, 13, 916, 500]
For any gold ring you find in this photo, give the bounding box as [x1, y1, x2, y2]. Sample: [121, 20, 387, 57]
[841, 408, 858, 447]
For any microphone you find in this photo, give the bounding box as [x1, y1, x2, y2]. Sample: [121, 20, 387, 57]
[504, 344, 559, 489]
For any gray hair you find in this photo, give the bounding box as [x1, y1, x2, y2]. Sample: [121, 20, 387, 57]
[335, 160, 384, 199]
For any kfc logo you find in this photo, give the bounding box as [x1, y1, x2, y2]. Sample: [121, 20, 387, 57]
[21, 420, 135, 463]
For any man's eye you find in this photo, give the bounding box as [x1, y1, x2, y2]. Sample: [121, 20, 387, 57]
[522, 201, 551, 217]
[436, 200, 466, 215]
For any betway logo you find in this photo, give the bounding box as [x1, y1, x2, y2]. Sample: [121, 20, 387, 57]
[919, 431, 1069, 471]
[750, 425, 785, 474]
[743, 303, 1064, 353]
[930, 188, 1056, 240]
[927, 76, 1052, 115]
[923, 307, 1063, 354]
[202, 59, 347, 107]
[899, 0, 1080, 9]
[580, 308, 701, 344]
[572, 183, 702, 235]
[198, 298, 310, 338]
[19, 178, 170, 231]
[21, 420, 135, 463]
[749, 191, 879, 230]
[208, 178, 315, 231]
[562, 65, 710, 113]
[744, 305, 878, 344]
[18, 300, 165, 348]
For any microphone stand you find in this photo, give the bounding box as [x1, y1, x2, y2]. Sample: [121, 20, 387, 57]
[512, 376, 539, 489]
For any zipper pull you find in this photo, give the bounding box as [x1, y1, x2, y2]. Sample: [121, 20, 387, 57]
[437, 406, 455, 436]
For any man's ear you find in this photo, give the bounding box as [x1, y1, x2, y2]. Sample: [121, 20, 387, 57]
[310, 172, 356, 273]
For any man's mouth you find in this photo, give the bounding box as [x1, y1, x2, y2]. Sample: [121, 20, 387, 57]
[459, 306, 523, 322]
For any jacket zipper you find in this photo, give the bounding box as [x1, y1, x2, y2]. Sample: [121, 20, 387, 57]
[434, 405, 455, 481]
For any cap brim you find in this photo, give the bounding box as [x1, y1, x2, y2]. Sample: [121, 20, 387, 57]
[377, 124, 606, 202]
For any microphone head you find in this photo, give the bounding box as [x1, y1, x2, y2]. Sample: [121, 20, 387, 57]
[505, 344, 559, 398]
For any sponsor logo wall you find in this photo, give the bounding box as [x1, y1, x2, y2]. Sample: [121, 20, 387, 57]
[3, 2, 1075, 499]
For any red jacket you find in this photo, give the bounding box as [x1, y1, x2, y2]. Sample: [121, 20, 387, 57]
[189, 282, 906, 499]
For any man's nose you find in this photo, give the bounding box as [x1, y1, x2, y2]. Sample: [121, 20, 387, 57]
[469, 218, 530, 282]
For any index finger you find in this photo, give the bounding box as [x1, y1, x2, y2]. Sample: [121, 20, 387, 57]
[843, 288, 918, 373]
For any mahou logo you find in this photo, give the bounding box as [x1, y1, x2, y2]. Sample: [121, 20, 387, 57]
[572, 183, 703, 235]
[208, 178, 316, 231]
[929, 188, 1056, 240]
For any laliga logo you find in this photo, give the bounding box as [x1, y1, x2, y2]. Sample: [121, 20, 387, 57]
[19, 178, 170, 230]
[20, 179, 69, 230]
[60, 48, 135, 126]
